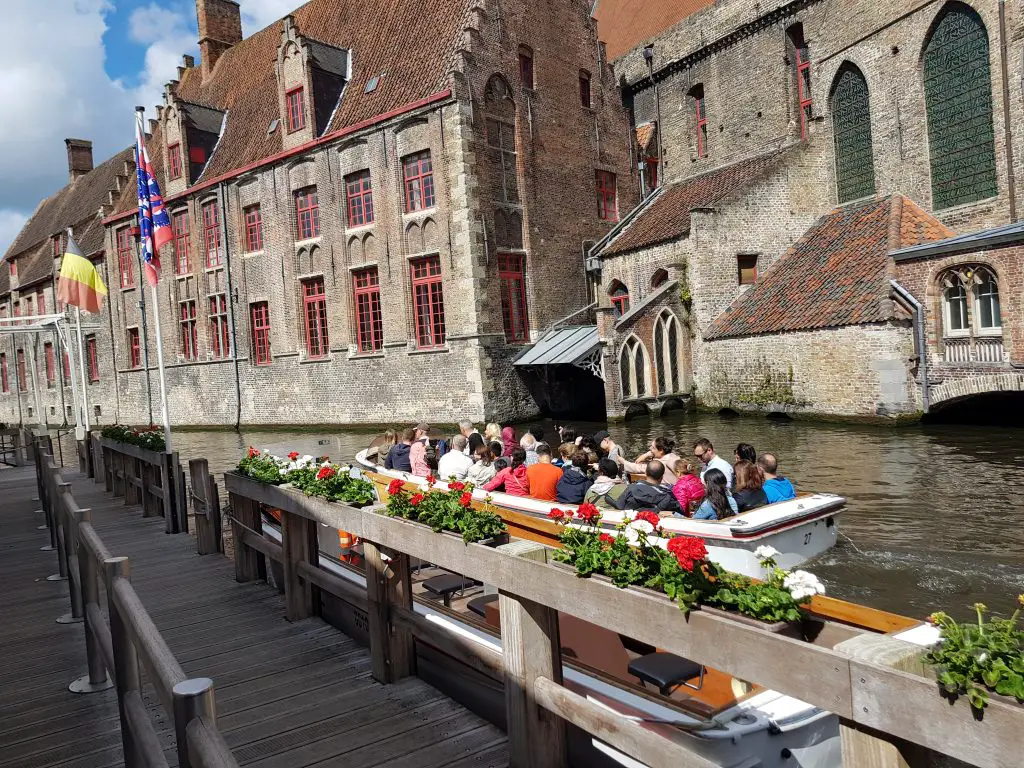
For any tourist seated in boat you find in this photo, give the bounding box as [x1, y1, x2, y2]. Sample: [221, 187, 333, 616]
[693, 468, 738, 520]
[520, 433, 540, 466]
[554, 441, 576, 468]
[437, 435, 474, 481]
[758, 453, 797, 502]
[612, 460, 682, 514]
[458, 420, 479, 450]
[376, 429, 398, 465]
[693, 438, 734, 487]
[732, 460, 768, 512]
[618, 437, 682, 485]
[593, 430, 622, 462]
[670, 457, 705, 517]
[483, 447, 531, 496]
[585, 458, 627, 508]
[733, 443, 757, 486]
[384, 427, 415, 472]
[489, 439, 504, 458]
[467, 444, 498, 486]
[466, 432, 485, 458]
[484, 422, 502, 446]
[501, 424, 518, 457]
[526, 443, 563, 502]
[556, 449, 594, 504]
[408, 423, 431, 476]
[556, 424, 576, 445]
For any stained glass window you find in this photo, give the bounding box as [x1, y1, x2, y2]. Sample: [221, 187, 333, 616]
[831, 65, 876, 203]
[923, 5, 997, 209]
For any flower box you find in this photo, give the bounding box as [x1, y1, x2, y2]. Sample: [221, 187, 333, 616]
[697, 605, 802, 638]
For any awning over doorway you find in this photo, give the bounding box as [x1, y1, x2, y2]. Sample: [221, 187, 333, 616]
[513, 326, 602, 379]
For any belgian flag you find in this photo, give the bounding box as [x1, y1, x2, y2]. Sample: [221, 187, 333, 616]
[56, 230, 107, 314]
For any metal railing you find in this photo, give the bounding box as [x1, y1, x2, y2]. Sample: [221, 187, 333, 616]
[34, 439, 239, 768]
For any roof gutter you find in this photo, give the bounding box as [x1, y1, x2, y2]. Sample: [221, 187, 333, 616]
[891, 223, 1024, 262]
[589, 185, 666, 258]
[889, 279, 929, 413]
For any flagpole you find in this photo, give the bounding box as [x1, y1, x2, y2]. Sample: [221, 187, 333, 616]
[150, 284, 172, 451]
[74, 307, 90, 433]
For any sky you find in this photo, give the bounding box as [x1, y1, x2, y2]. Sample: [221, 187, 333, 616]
[0, 0, 297, 258]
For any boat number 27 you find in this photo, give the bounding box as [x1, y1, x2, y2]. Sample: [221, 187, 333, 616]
[802, 532, 813, 546]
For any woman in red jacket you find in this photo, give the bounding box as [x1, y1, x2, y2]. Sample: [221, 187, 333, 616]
[483, 447, 531, 496]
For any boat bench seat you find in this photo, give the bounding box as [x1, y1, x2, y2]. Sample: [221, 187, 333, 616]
[628, 652, 704, 695]
[423, 574, 476, 607]
[467, 593, 498, 618]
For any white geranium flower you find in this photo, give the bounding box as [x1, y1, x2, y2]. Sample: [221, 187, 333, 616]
[754, 545, 780, 560]
[783, 570, 825, 601]
[624, 519, 655, 544]
[279, 468, 288, 476]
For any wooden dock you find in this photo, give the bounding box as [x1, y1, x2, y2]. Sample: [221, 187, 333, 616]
[0, 462, 508, 768]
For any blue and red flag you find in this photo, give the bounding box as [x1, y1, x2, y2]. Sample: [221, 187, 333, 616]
[135, 110, 172, 286]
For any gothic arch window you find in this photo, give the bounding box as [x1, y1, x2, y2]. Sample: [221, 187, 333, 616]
[653, 310, 682, 395]
[689, 84, 708, 158]
[940, 265, 1001, 336]
[608, 280, 629, 318]
[651, 268, 668, 288]
[923, 4, 997, 209]
[619, 336, 649, 400]
[830, 64, 876, 203]
[786, 24, 812, 140]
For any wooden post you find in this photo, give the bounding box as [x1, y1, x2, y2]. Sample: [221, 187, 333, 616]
[280, 510, 318, 621]
[497, 540, 567, 768]
[12, 429, 23, 466]
[105, 556, 142, 768]
[69, 507, 114, 693]
[363, 540, 415, 683]
[190, 459, 214, 554]
[50, 480, 72, 582]
[103, 445, 113, 491]
[175, 454, 189, 535]
[229, 492, 262, 583]
[92, 435, 103, 484]
[172, 677, 217, 768]
[159, 451, 179, 533]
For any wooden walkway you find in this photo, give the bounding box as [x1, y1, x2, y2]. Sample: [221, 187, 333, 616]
[0, 464, 508, 768]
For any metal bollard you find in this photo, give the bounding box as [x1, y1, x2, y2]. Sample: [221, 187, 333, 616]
[173, 677, 217, 768]
[70, 509, 113, 693]
[106, 557, 142, 768]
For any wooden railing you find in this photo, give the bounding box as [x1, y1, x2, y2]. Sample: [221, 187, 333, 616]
[0, 427, 24, 467]
[224, 471, 1020, 768]
[95, 435, 188, 535]
[34, 439, 239, 768]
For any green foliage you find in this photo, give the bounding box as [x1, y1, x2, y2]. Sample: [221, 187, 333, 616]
[236, 448, 375, 506]
[703, 572, 804, 623]
[924, 601, 1024, 711]
[383, 480, 507, 544]
[237, 449, 287, 485]
[101, 424, 166, 452]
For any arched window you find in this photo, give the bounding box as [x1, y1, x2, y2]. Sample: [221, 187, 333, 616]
[830, 64, 876, 203]
[923, 4, 997, 209]
[653, 310, 682, 394]
[974, 268, 1001, 330]
[689, 84, 707, 158]
[651, 268, 668, 288]
[940, 266, 1001, 336]
[619, 336, 648, 399]
[609, 281, 630, 318]
[943, 281, 969, 334]
[787, 24, 812, 140]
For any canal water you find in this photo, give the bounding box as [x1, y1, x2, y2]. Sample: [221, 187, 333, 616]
[65, 410, 1024, 620]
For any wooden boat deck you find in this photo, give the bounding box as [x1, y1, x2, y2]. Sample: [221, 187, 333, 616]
[0, 464, 508, 768]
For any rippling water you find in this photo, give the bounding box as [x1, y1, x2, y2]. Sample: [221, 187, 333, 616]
[62, 411, 1024, 620]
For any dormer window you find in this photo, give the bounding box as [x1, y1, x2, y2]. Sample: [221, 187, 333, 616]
[286, 87, 306, 133]
[168, 143, 183, 179]
[52, 235, 61, 257]
[189, 146, 207, 164]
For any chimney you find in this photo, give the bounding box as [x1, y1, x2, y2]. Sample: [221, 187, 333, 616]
[65, 138, 93, 182]
[196, 0, 243, 78]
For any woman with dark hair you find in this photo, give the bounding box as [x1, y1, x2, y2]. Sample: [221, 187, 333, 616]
[467, 432, 485, 455]
[467, 444, 497, 486]
[489, 440, 504, 458]
[619, 436, 681, 484]
[732, 460, 768, 512]
[585, 458, 627, 508]
[556, 451, 594, 503]
[734, 443, 757, 464]
[483, 447, 531, 496]
[693, 468, 738, 520]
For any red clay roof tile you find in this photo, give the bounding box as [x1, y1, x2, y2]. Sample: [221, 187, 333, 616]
[593, 0, 716, 61]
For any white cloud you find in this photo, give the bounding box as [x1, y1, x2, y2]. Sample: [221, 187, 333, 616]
[239, 0, 296, 36]
[127, 3, 198, 118]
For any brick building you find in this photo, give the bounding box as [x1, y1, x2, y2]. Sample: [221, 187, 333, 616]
[591, 0, 1024, 421]
[1, 0, 635, 428]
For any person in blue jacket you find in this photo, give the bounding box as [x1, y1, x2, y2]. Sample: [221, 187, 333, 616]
[758, 453, 796, 503]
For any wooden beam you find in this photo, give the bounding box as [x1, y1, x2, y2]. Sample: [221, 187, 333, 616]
[228, 492, 262, 583]
[363, 541, 415, 684]
[280, 509, 316, 621]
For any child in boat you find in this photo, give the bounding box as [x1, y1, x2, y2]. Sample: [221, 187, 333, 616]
[584, 459, 627, 508]
[693, 469, 738, 520]
[669, 457, 704, 517]
[483, 448, 530, 496]
[554, 442, 576, 468]
[556, 450, 594, 504]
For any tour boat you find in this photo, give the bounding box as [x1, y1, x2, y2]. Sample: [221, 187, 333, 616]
[354, 449, 842, 578]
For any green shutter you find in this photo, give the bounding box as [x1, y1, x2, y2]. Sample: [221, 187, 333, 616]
[832, 66, 876, 203]
[923, 6, 998, 209]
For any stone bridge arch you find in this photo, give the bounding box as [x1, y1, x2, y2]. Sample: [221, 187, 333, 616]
[929, 373, 1024, 409]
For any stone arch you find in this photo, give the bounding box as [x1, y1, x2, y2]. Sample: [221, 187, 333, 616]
[296, 246, 310, 274]
[362, 232, 379, 262]
[507, 211, 523, 249]
[348, 235, 363, 263]
[618, 334, 650, 400]
[308, 244, 323, 273]
[421, 217, 439, 252]
[829, 62, 876, 203]
[405, 221, 423, 254]
[653, 309, 684, 395]
[651, 268, 668, 288]
[929, 374, 1024, 409]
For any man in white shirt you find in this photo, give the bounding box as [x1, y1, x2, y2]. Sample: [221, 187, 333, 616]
[438, 435, 474, 481]
[458, 420, 479, 454]
[694, 438, 734, 486]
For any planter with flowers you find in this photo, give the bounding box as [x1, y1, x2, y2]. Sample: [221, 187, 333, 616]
[236, 447, 375, 507]
[548, 507, 823, 632]
[101, 424, 166, 453]
[382, 476, 507, 545]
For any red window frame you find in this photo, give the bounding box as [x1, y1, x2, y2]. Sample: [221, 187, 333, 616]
[345, 170, 374, 227]
[302, 278, 329, 358]
[796, 46, 812, 140]
[179, 301, 198, 361]
[168, 143, 183, 180]
[86, 336, 99, 382]
[295, 187, 320, 240]
[202, 200, 222, 267]
[128, 327, 141, 368]
[243, 204, 263, 252]
[172, 210, 191, 274]
[694, 88, 708, 158]
[403, 152, 436, 212]
[410, 255, 446, 349]
[519, 46, 534, 89]
[286, 87, 306, 133]
[13, 301, 21, 318]
[16, 349, 27, 391]
[37, 291, 45, 315]
[579, 70, 591, 108]
[498, 253, 529, 343]
[8, 260, 16, 277]
[0, 353, 7, 393]
[52, 235, 61, 258]
[44, 343, 55, 387]
[250, 302, 271, 365]
[116, 225, 134, 288]
[596, 170, 618, 221]
[24, 296, 33, 316]
[62, 350, 71, 385]
[209, 294, 230, 359]
[352, 268, 383, 353]
[610, 284, 630, 318]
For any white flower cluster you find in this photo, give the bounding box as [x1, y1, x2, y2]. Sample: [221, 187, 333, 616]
[754, 545, 780, 561]
[783, 570, 826, 601]
[623, 518, 655, 544]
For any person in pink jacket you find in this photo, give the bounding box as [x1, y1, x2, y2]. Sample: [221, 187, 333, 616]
[670, 457, 705, 517]
[409, 422, 431, 477]
[483, 448, 531, 496]
[501, 425, 518, 459]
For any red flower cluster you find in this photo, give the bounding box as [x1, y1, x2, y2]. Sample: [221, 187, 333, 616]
[426, 474, 437, 485]
[599, 533, 616, 545]
[666, 536, 708, 572]
[548, 508, 567, 521]
[410, 493, 425, 506]
[634, 510, 661, 527]
[288, 451, 299, 461]
[316, 466, 337, 481]
[459, 492, 473, 507]
[449, 481, 466, 492]
[575, 503, 601, 524]
[247, 446, 259, 458]
[387, 479, 405, 496]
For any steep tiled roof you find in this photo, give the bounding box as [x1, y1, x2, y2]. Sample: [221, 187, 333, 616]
[135, 0, 468, 202]
[705, 196, 956, 340]
[4, 147, 134, 262]
[601, 147, 792, 257]
[594, 0, 716, 61]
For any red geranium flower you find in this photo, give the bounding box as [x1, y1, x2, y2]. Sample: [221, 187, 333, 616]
[666, 536, 708, 572]
[426, 474, 437, 485]
[387, 479, 405, 496]
[410, 493, 425, 506]
[576, 503, 601, 524]
[548, 508, 566, 520]
[460, 492, 473, 507]
[599, 533, 616, 545]
[316, 466, 337, 480]
[450, 481, 465, 492]
[635, 510, 661, 527]
[288, 451, 299, 461]
[247, 446, 258, 458]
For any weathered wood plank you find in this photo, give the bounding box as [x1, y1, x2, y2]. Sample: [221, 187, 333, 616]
[363, 542, 415, 683]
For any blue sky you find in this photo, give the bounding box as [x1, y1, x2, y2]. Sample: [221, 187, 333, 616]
[103, 0, 197, 89]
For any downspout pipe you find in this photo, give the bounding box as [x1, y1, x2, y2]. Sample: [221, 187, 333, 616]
[890, 280, 929, 414]
[218, 181, 242, 429]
